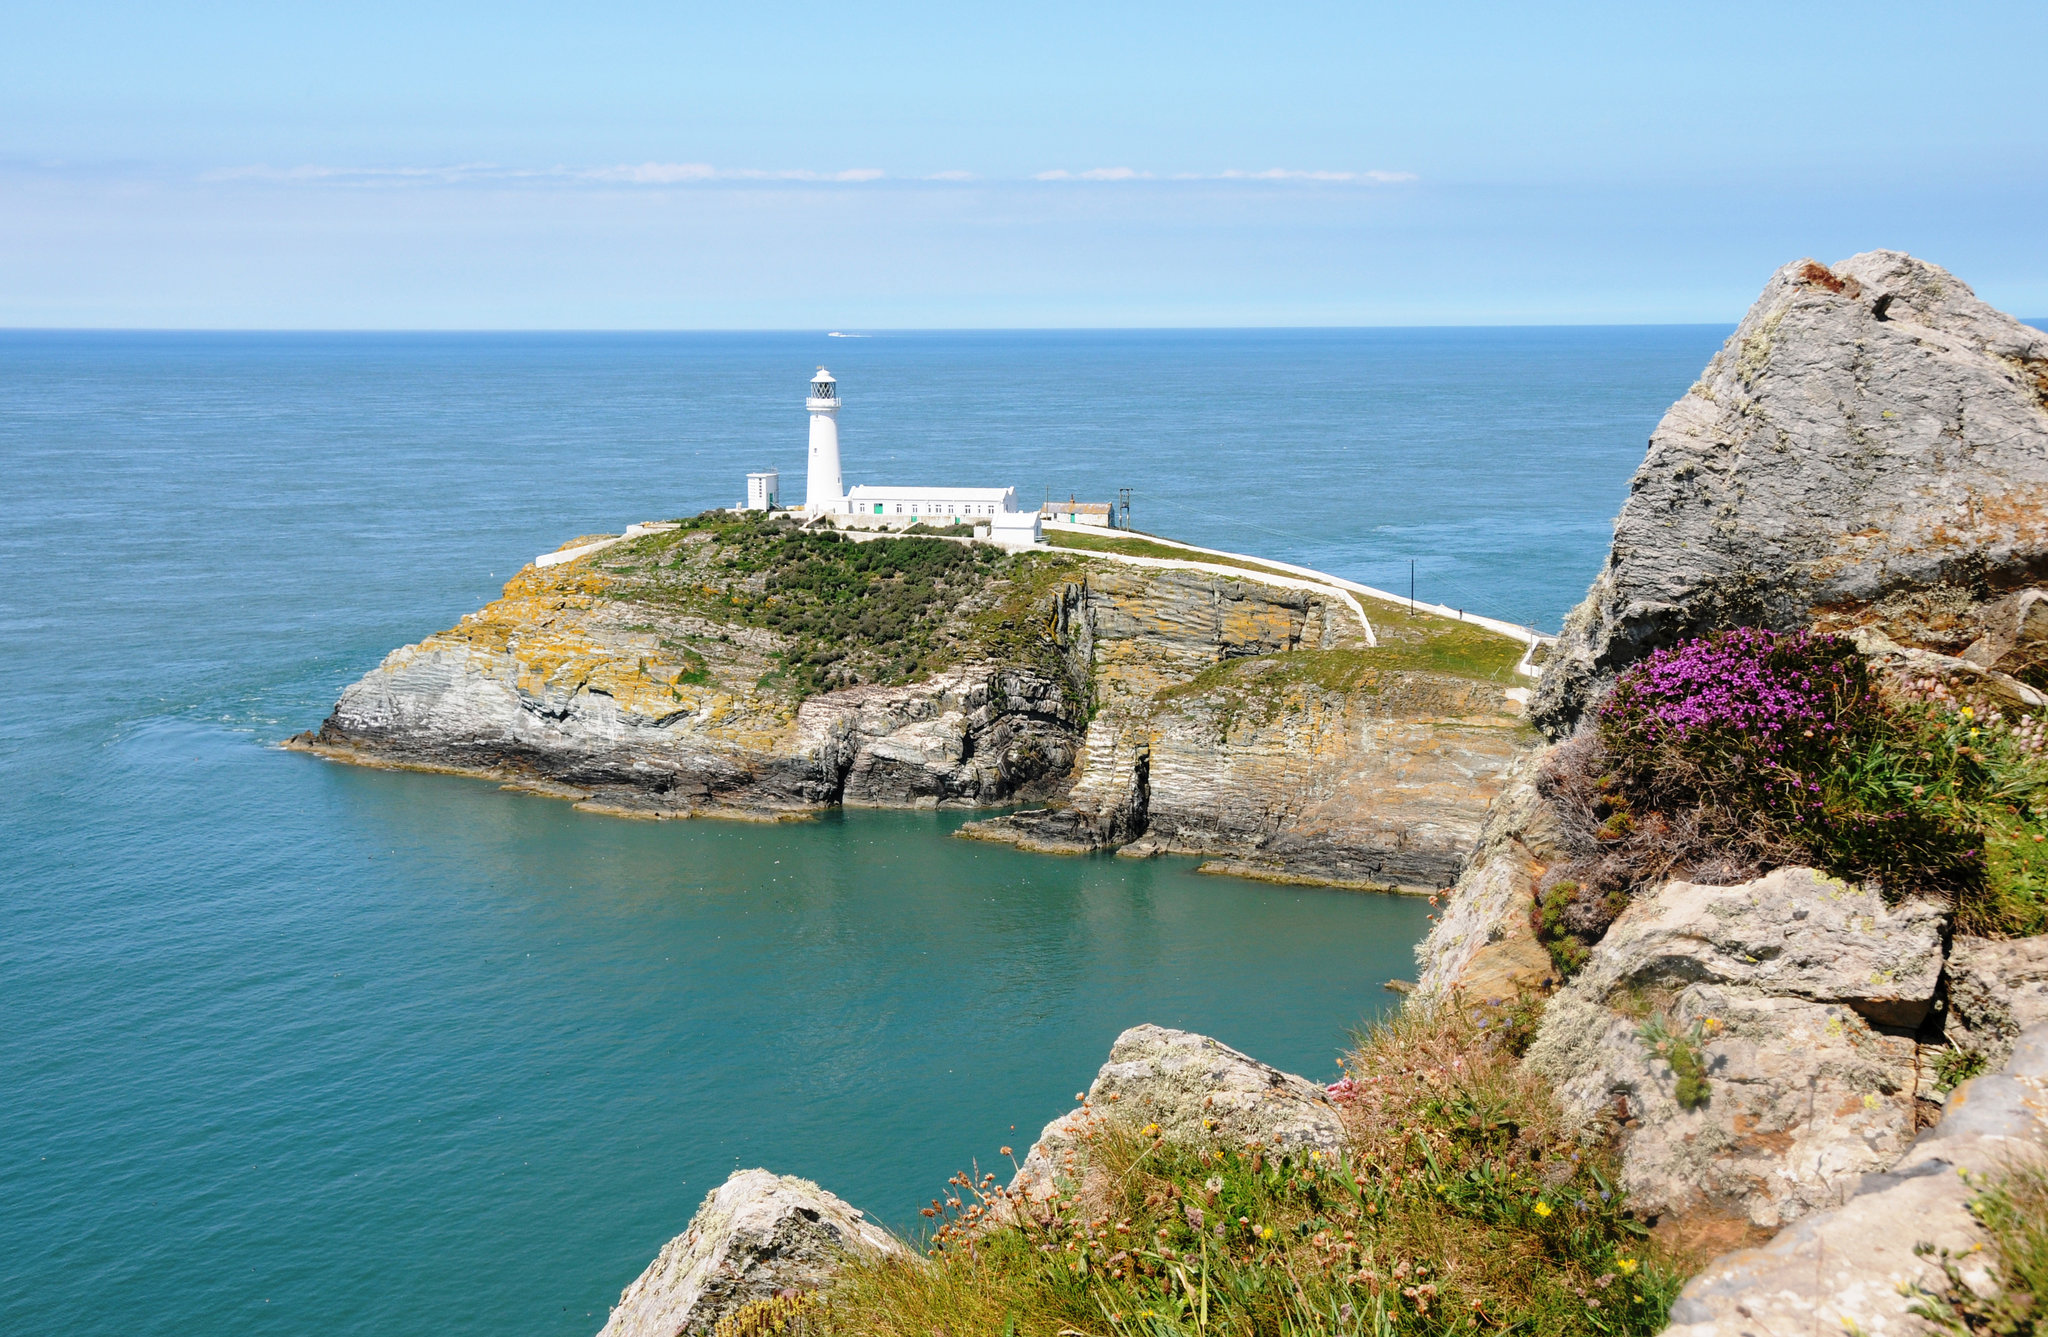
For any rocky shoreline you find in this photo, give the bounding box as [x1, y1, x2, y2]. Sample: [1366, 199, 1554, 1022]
[297, 523, 1536, 891]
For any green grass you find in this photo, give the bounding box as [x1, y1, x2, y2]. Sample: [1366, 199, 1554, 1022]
[1161, 630, 1525, 721]
[1911, 1156, 2048, 1336]
[820, 1002, 1687, 1337]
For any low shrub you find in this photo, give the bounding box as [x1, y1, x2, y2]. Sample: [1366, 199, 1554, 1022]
[1932, 1046, 1990, 1094]
[824, 1005, 1687, 1337]
[1635, 1016, 1720, 1111]
[1537, 627, 2048, 961]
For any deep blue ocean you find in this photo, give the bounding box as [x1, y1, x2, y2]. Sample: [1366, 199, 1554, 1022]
[2, 328, 1729, 1335]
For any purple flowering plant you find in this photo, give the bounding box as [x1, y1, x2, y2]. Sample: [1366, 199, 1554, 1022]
[1592, 627, 1984, 900]
[1597, 627, 1867, 788]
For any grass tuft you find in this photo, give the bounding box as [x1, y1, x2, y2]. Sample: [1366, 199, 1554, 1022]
[1911, 1157, 2048, 1337]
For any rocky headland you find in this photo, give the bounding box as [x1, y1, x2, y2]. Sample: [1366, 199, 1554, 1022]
[1533, 248, 2048, 736]
[298, 517, 1536, 891]
[575, 253, 2048, 1337]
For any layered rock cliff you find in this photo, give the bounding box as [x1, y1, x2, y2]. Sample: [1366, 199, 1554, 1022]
[302, 515, 1534, 887]
[1534, 250, 2048, 736]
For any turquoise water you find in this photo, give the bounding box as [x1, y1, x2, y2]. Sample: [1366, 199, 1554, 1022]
[1, 329, 1726, 1335]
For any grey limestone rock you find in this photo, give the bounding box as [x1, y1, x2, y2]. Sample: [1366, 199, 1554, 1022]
[320, 655, 1078, 814]
[596, 1169, 906, 1337]
[1946, 933, 2048, 1072]
[1413, 751, 1563, 1000]
[1561, 867, 1949, 1029]
[1524, 868, 1947, 1228]
[1664, 1024, 2048, 1337]
[1534, 250, 2048, 736]
[1009, 1025, 1345, 1208]
[959, 713, 1150, 852]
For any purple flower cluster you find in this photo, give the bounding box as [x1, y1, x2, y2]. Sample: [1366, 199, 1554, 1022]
[1599, 627, 1860, 755]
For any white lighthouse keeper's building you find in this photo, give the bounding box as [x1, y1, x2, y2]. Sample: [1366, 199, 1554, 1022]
[804, 368, 844, 514]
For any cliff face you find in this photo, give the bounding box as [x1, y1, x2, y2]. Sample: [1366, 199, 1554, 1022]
[1416, 252, 2048, 1251]
[304, 518, 1534, 886]
[308, 532, 1086, 815]
[1534, 250, 2048, 736]
[962, 569, 1535, 890]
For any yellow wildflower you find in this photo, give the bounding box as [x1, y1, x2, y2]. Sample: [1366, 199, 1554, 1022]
[1617, 1257, 1637, 1275]
[1533, 1200, 1552, 1217]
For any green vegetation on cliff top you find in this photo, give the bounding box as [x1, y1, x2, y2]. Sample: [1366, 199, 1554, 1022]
[586, 512, 1522, 702]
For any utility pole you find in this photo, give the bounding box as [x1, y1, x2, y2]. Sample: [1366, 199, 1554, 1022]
[1117, 487, 1133, 530]
[1410, 560, 1416, 611]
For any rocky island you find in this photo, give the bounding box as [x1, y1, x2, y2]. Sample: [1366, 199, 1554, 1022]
[560, 253, 2048, 1337]
[297, 517, 1538, 892]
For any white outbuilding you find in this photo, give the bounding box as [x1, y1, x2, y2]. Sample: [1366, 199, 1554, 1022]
[742, 470, 780, 510]
[844, 485, 1017, 523]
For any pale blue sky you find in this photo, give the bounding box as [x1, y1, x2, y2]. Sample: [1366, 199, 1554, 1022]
[4, 2, 2044, 327]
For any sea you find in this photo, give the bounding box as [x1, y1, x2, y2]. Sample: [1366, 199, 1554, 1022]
[1, 327, 1730, 1335]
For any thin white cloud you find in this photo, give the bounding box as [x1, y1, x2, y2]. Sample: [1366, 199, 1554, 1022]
[1040, 167, 1418, 184]
[580, 163, 886, 183]
[200, 161, 1416, 188]
[1036, 166, 1151, 181]
[204, 162, 888, 186]
[1217, 168, 1418, 183]
[201, 163, 507, 183]
[583, 162, 718, 183]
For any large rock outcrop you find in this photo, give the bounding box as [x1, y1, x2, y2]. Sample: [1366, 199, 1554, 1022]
[1534, 250, 2048, 736]
[598, 1170, 905, 1337]
[1946, 934, 2048, 1071]
[1666, 1024, 2048, 1337]
[1009, 1025, 1345, 1209]
[1523, 868, 1947, 1229]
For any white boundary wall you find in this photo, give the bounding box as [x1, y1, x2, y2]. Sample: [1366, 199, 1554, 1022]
[533, 522, 678, 568]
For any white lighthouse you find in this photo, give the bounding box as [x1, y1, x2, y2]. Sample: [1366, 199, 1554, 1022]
[804, 367, 843, 513]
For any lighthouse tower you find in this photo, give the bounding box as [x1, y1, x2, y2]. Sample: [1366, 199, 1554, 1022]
[804, 368, 843, 514]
